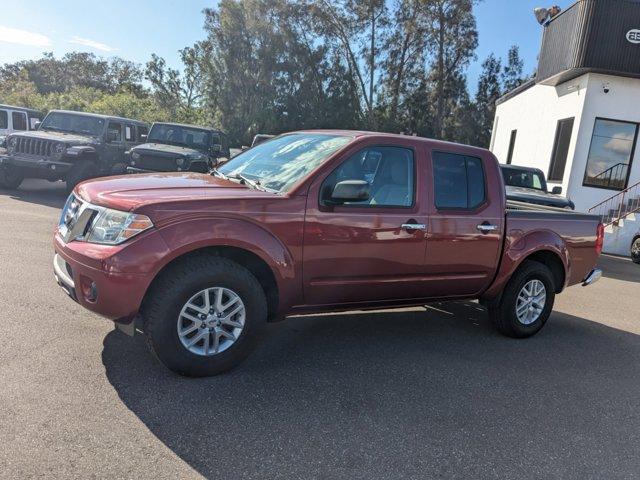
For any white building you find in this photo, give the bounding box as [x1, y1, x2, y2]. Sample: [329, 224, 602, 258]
[491, 0, 640, 256]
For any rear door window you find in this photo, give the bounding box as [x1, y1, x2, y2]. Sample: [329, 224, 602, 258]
[433, 151, 486, 209]
[107, 122, 122, 142]
[0, 110, 7, 129]
[12, 112, 27, 130]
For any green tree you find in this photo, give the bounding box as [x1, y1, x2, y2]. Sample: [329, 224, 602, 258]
[473, 53, 502, 147]
[502, 45, 526, 93]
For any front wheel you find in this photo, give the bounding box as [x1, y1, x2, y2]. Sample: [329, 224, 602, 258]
[488, 260, 556, 338]
[0, 166, 24, 189]
[143, 255, 267, 377]
[632, 238, 640, 264]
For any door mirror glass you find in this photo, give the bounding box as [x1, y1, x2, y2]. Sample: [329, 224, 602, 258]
[330, 180, 370, 203]
[551, 186, 563, 195]
[33, 121, 42, 130]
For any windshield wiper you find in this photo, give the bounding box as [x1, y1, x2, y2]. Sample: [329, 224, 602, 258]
[230, 173, 276, 193]
[211, 168, 229, 180]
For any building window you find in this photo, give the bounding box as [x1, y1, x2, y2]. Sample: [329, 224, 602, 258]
[583, 118, 638, 190]
[548, 117, 574, 182]
[506, 130, 517, 164]
[490, 116, 499, 151]
[433, 152, 486, 209]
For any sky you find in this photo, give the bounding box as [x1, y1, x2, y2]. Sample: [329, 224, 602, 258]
[0, 0, 575, 92]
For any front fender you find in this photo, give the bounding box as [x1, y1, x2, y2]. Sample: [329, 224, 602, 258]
[482, 229, 569, 300]
[66, 145, 97, 157]
[154, 216, 300, 312]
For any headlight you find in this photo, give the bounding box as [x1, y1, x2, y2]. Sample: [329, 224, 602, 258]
[131, 151, 140, 160]
[7, 136, 17, 152]
[85, 208, 153, 245]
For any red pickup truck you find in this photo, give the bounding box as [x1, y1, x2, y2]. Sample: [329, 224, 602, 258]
[53, 131, 604, 376]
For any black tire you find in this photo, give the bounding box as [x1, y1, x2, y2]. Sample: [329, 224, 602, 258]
[143, 254, 267, 377]
[488, 260, 556, 338]
[65, 161, 97, 192]
[0, 167, 24, 189]
[631, 238, 640, 264]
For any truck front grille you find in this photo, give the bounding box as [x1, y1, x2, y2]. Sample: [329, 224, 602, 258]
[15, 137, 56, 157]
[136, 154, 179, 172]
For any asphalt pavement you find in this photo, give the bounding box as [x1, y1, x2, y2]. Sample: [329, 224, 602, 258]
[1, 179, 639, 479]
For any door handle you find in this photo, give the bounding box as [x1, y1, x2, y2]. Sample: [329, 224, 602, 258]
[477, 223, 498, 233]
[402, 223, 427, 231]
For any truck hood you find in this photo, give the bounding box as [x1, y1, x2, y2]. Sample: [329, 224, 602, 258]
[505, 185, 573, 208]
[75, 172, 270, 211]
[132, 142, 201, 157]
[9, 129, 97, 146]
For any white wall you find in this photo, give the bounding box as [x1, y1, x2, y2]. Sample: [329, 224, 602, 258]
[565, 74, 640, 211]
[493, 73, 640, 213]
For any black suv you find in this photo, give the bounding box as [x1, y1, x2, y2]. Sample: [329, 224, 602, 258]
[126, 122, 230, 174]
[0, 110, 148, 191]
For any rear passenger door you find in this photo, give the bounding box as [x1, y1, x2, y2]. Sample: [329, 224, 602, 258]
[425, 150, 504, 297]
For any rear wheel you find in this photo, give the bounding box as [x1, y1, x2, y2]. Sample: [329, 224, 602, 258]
[143, 255, 267, 377]
[632, 238, 640, 264]
[488, 260, 556, 338]
[0, 166, 24, 189]
[65, 161, 97, 192]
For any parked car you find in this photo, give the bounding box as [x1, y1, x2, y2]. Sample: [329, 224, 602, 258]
[53, 131, 603, 377]
[500, 164, 575, 210]
[126, 122, 230, 174]
[0, 104, 43, 140]
[0, 110, 148, 190]
[632, 234, 640, 264]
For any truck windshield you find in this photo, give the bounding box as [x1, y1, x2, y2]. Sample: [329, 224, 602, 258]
[148, 124, 212, 150]
[40, 112, 104, 136]
[501, 167, 546, 191]
[218, 133, 352, 193]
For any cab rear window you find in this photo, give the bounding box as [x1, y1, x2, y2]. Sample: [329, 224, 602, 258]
[433, 152, 486, 209]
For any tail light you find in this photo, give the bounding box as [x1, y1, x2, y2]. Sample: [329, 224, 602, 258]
[595, 223, 604, 255]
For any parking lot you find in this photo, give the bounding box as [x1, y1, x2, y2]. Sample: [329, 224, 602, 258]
[1, 179, 639, 479]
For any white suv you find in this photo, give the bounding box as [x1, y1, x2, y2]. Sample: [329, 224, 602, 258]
[0, 105, 43, 145]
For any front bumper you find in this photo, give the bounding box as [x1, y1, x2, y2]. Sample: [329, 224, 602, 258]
[1, 153, 74, 174]
[53, 231, 168, 323]
[582, 268, 602, 286]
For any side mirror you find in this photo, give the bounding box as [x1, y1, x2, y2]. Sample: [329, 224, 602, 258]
[210, 144, 222, 154]
[140, 134, 147, 141]
[551, 186, 563, 195]
[107, 131, 119, 142]
[33, 121, 42, 130]
[329, 180, 370, 204]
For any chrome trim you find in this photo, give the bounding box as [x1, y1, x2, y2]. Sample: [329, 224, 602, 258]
[53, 253, 75, 289]
[582, 268, 602, 287]
[477, 224, 499, 232]
[401, 223, 427, 231]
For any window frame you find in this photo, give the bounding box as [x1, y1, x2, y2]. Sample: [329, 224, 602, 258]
[319, 144, 418, 210]
[106, 121, 123, 143]
[432, 150, 488, 212]
[582, 117, 639, 191]
[11, 111, 27, 131]
[506, 129, 517, 165]
[548, 117, 574, 182]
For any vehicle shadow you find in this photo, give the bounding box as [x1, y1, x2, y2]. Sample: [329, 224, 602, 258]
[102, 302, 640, 479]
[598, 254, 640, 283]
[0, 179, 67, 209]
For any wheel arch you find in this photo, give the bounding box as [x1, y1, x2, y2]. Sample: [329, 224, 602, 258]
[142, 245, 281, 322]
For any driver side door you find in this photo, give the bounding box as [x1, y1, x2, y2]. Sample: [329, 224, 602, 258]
[302, 143, 430, 306]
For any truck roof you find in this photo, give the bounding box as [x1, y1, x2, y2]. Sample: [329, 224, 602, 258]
[152, 121, 224, 133]
[0, 104, 43, 115]
[47, 109, 148, 126]
[293, 129, 492, 157]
